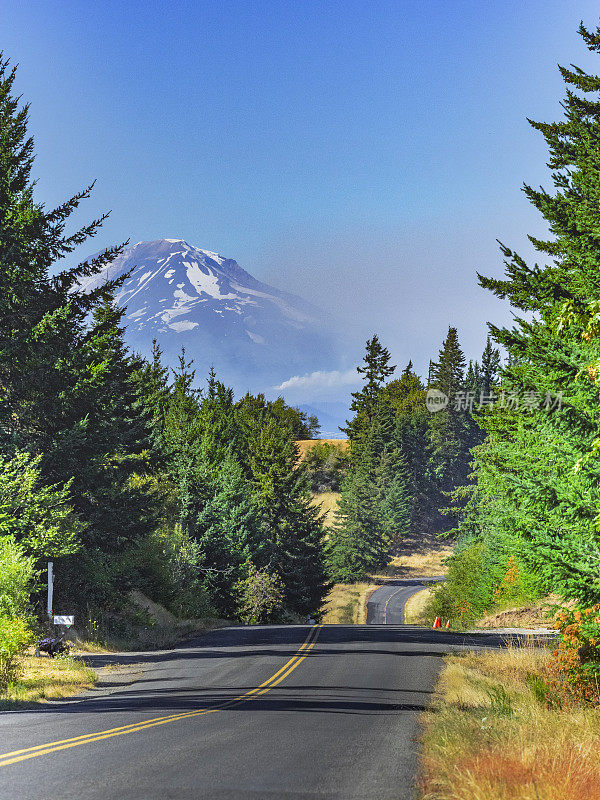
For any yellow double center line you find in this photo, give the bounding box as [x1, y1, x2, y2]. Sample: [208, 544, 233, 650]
[0, 625, 322, 769]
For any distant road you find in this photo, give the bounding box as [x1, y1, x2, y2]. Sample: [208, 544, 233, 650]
[366, 576, 446, 625]
[0, 623, 510, 800]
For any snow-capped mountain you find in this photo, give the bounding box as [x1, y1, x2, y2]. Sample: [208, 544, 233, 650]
[80, 239, 338, 391]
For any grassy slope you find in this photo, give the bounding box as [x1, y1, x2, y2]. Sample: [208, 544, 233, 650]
[419, 643, 600, 800]
[296, 439, 349, 459]
[310, 491, 341, 528]
[404, 587, 434, 624]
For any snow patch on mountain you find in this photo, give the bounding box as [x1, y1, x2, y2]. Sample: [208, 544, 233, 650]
[79, 238, 339, 393]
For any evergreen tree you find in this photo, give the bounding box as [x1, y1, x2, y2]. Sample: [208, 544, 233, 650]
[327, 398, 410, 582]
[162, 351, 206, 537]
[195, 455, 261, 618]
[385, 362, 433, 531]
[131, 340, 170, 462]
[245, 415, 328, 617]
[465, 361, 482, 397]
[328, 338, 411, 582]
[54, 297, 154, 551]
[450, 22, 600, 612]
[429, 327, 466, 403]
[480, 337, 501, 396]
[236, 393, 320, 440]
[428, 327, 473, 515]
[0, 55, 155, 606]
[343, 335, 396, 440]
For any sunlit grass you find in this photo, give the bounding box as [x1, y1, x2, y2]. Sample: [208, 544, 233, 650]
[419, 641, 600, 800]
[0, 654, 97, 708]
[404, 587, 434, 624]
[370, 545, 452, 582]
[296, 439, 349, 460]
[321, 581, 377, 624]
[310, 491, 341, 528]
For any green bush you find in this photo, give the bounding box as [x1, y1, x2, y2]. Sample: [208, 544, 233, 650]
[0, 535, 34, 617]
[549, 605, 600, 705]
[0, 536, 34, 691]
[0, 616, 33, 690]
[0, 453, 83, 563]
[122, 526, 216, 619]
[302, 442, 349, 493]
[235, 565, 284, 624]
[427, 541, 538, 628]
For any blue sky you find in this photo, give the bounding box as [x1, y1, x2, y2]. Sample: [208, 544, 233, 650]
[3, 0, 600, 400]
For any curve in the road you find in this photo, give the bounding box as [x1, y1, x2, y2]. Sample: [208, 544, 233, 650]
[366, 576, 446, 625]
[0, 625, 323, 769]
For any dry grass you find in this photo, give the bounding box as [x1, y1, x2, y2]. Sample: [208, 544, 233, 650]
[310, 491, 341, 528]
[404, 587, 435, 624]
[419, 641, 600, 800]
[476, 594, 570, 630]
[370, 541, 452, 582]
[321, 581, 378, 624]
[0, 654, 97, 708]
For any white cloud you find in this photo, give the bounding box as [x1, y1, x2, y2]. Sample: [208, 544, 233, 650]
[274, 369, 359, 392]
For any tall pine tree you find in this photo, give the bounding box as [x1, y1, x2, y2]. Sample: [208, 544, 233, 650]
[328, 338, 410, 582]
[450, 22, 600, 612]
[428, 327, 473, 522]
[0, 55, 155, 607]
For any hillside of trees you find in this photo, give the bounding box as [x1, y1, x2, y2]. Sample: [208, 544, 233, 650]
[429, 22, 600, 625]
[324, 329, 497, 583]
[331, 24, 600, 632]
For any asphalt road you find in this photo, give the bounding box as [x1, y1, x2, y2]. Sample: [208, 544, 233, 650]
[0, 623, 513, 800]
[366, 577, 446, 625]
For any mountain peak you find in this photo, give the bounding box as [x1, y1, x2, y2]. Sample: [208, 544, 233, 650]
[80, 239, 338, 392]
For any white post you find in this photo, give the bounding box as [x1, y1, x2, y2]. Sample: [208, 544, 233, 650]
[47, 562, 53, 619]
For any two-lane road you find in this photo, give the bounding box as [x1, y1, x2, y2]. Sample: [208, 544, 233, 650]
[0, 623, 509, 800]
[366, 577, 446, 625]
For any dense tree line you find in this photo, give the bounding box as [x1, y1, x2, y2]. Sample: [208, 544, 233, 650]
[432, 23, 600, 624]
[0, 55, 327, 659]
[325, 330, 496, 582]
[327, 23, 600, 615]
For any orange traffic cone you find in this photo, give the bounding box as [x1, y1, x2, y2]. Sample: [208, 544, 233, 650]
[445, 620, 451, 629]
[432, 616, 441, 629]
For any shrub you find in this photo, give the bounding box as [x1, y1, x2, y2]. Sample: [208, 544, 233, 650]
[548, 605, 600, 705]
[0, 452, 83, 563]
[427, 541, 539, 628]
[235, 565, 284, 624]
[0, 616, 33, 690]
[427, 542, 490, 627]
[302, 442, 349, 493]
[0, 536, 35, 691]
[0, 535, 34, 616]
